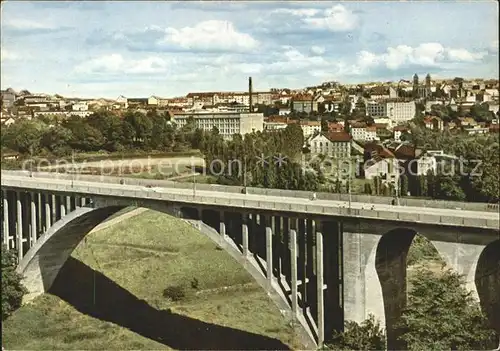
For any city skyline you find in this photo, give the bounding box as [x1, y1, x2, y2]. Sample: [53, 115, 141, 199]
[1, 1, 498, 99]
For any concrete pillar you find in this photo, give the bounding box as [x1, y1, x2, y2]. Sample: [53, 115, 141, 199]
[316, 229, 325, 346]
[51, 194, 56, 223]
[290, 228, 299, 316]
[282, 217, 291, 283]
[219, 211, 227, 241]
[37, 193, 42, 238]
[16, 192, 23, 259]
[66, 196, 71, 213]
[81, 197, 86, 207]
[432, 239, 486, 299]
[45, 197, 51, 231]
[242, 221, 249, 257]
[265, 217, 273, 287]
[298, 218, 307, 312]
[60, 196, 66, 217]
[30, 193, 37, 246]
[3, 191, 9, 246]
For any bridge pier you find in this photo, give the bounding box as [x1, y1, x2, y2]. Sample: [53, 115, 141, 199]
[30, 193, 37, 246]
[44, 193, 51, 231]
[265, 216, 273, 289]
[16, 191, 23, 259]
[2, 190, 9, 247]
[342, 232, 386, 329]
[431, 238, 488, 299]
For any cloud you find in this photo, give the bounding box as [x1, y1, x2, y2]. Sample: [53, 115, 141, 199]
[74, 54, 171, 75]
[272, 8, 320, 17]
[3, 18, 57, 30]
[1, 49, 19, 61]
[446, 48, 488, 62]
[304, 5, 358, 32]
[355, 43, 489, 73]
[2, 18, 71, 36]
[310, 46, 326, 55]
[160, 20, 259, 52]
[90, 20, 259, 53]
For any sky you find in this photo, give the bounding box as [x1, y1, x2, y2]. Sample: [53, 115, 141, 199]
[1, 1, 498, 99]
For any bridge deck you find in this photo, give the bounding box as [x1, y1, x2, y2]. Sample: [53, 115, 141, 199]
[1, 174, 499, 230]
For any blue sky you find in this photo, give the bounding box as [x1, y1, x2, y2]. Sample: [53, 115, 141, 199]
[1, 1, 498, 98]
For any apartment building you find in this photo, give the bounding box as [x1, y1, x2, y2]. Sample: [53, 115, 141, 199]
[386, 100, 416, 123]
[292, 95, 318, 113]
[172, 112, 264, 140]
[72, 101, 88, 111]
[1, 90, 16, 108]
[350, 123, 378, 142]
[366, 101, 387, 117]
[308, 132, 352, 158]
[299, 120, 321, 138]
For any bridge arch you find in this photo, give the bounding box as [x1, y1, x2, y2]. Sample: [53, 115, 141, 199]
[16, 200, 315, 348]
[475, 239, 500, 336]
[375, 227, 418, 350]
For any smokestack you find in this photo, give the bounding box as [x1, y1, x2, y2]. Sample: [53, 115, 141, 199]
[248, 76, 253, 112]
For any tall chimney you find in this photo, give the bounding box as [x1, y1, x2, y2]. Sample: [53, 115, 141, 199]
[248, 76, 253, 112]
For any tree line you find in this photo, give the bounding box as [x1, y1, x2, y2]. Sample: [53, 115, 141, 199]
[403, 126, 499, 202]
[1, 110, 203, 156]
[200, 123, 328, 191]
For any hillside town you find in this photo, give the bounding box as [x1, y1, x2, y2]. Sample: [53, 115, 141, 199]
[1, 75, 499, 196]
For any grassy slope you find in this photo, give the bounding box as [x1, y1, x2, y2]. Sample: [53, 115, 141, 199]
[2, 210, 301, 350]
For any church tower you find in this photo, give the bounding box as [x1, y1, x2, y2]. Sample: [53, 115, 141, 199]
[413, 74, 419, 98]
[425, 74, 431, 98]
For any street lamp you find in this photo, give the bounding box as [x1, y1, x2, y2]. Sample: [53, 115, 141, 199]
[243, 155, 247, 193]
[71, 151, 75, 188]
[193, 166, 196, 197]
[29, 146, 33, 177]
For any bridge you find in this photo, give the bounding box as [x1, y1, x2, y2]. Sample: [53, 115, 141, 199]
[1, 171, 499, 349]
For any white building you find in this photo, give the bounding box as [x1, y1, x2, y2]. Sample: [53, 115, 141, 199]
[279, 108, 291, 116]
[69, 111, 93, 118]
[116, 95, 128, 108]
[264, 122, 288, 131]
[72, 101, 88, 111]
[300, 121, 321, 138]
[172, 112, 264, 140]
[417, 150, 457, 175]
[307, 132, 352, 158]
[364, 157, 400, 182]
[386, 100, 416, 123]
[373, 117, 393, 129]
[148, 96, 159, 106]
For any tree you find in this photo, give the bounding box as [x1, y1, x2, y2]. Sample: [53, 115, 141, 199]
[324, 314, 386, 350]
[2, 245, 27, 320]
[282, 123, 304, 160]
[4, 120, 44, 154]
[400, 174, 409, 197]
[40, 125, 74, 156]
[470, 103, 493, 122]
[398, 268, 497, 350]
[86, 112, 124, 151]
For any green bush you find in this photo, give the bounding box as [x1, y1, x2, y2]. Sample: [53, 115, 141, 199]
[162, 285, 186, 302]
[323, 314, 386, 350]
[2, 245, 27, 320]
[190, 278, 199, 290]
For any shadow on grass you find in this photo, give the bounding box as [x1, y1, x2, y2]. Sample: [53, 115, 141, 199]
[49, 257, 290, 350]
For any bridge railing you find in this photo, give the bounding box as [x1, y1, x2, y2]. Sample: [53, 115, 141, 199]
[1, 176, 498, 230]
[2, 170, 498, 213]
